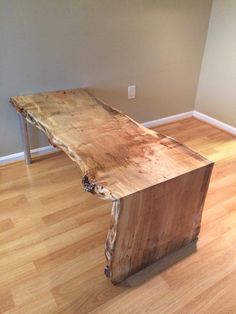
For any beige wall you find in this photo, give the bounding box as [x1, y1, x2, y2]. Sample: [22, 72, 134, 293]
[0, 0, 212, 157]
[196, 0, 236, 127]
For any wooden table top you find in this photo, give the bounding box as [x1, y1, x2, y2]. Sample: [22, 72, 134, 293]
[10, 88, 212, 200]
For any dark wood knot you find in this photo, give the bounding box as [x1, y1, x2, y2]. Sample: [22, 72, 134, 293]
[82, 175, 95, 193]
[104, 265, 111, 278]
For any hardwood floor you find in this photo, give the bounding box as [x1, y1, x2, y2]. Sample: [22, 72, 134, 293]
[0, 117, 236, 313]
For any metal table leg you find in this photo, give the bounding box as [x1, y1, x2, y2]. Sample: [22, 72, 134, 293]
[19, 114, 32, 165]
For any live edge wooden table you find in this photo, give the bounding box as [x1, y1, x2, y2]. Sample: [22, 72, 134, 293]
[10, 88, 214, 284]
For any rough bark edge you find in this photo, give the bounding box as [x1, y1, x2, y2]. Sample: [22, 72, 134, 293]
[104, 199, 121, 279]
[10, 98, 118, 201]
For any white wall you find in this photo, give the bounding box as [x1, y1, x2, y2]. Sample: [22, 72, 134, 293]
[0, 0, 212, 156]
[195, 0, 236, 127]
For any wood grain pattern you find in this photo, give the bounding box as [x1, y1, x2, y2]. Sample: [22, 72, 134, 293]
[10, 89, 211, 200]
[0, 118, 235, 313]
[107, 164, 213, 283]
[10, 89, 213, 283]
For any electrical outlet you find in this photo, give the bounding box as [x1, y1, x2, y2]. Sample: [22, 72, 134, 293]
[128, 85, 136, 99]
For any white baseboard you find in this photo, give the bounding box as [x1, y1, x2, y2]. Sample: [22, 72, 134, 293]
[0, 145, 58, 165]
[193, 111, 236, 136]
[142, 111, 194, 128]
[142, 110, 236, 136]
[1, 110, 235, 165]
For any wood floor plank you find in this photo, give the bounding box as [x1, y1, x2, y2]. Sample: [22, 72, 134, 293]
[175, 269, 236, 313]
[0, 263, 36, 293]
[0, 215, 109, 273]
[52, 263, 127, 314]
[0, 219, 14, 233]
[41, 199, 108, 226]
[11, 246, 105, 307]
[0, 292, 14, 313]
[34, 230, 107, 271]
[8, 292, 57, 314]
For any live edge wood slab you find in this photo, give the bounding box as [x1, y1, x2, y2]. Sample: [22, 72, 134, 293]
[10, 88, 214, 284]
